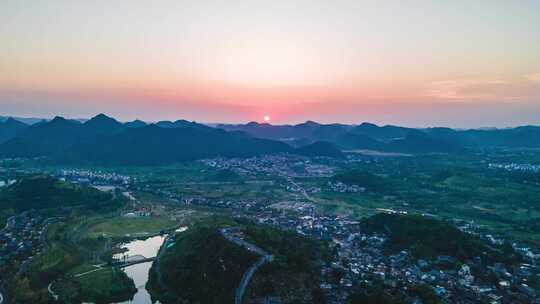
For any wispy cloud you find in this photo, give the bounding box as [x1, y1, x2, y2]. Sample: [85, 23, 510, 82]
[424, 79, 506, 100]
[525, 73, 540, 83]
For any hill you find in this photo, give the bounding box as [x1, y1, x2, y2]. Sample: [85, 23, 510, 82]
[147, 219, 330, 304]
[0, 176, 114, 212]
[71, 124, 292, 165]
[361, 213, 486, 261]
[0, 115, 123, 158]
[0, 175, 121, 227]
[0, 117, 28, 144]
[332, 170, 388, 192]
[219, 121, 540, 153]
[3, 115, 540, 161]
[147, 221, 259, 303]
[295, 141, 345, 158]
[0, 114, 293, 165]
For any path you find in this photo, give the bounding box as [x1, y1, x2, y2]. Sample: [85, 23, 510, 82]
[73, 265, 105, 278]
[288, 178, 312, 201]
[219, 228, 274, 304]
[47, 283, 59, 301]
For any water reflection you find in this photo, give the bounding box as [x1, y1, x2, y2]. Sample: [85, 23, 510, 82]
[114, 235, 165, 260]
[114, 235, 164, 304]
[113, 227, 188, 304]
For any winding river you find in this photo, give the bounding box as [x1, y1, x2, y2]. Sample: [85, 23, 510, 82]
[112, 226, 188, 304]
[113, 235, 165, 304]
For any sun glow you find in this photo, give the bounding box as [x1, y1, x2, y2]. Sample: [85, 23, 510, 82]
[264, 115, 270, 122]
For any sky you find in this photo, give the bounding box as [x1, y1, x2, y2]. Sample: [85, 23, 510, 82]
[1, 0, 540, 127]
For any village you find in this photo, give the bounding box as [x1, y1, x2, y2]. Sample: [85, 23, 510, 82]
[1, 154, 540, 303]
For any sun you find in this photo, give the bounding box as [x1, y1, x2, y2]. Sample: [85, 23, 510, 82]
[263, 115, 270, 122]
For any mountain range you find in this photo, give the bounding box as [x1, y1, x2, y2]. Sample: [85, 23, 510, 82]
[0, 114, 293, 165]
[219, 121, 540, 152]
[0, 114, 539, 165]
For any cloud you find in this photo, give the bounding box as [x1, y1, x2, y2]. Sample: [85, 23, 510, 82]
[424, 79, 506, 100]
[525, 73, 540, 83]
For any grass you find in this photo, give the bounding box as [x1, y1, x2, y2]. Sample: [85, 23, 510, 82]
[84, 216, 177, 238]
[55, 267, 137, 304]
[14, 214, 181, 304]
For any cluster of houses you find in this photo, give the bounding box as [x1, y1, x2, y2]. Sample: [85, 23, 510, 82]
[488, 163, 540, 174]
[201, 154, 335, 178]
[162, 188, 540, 303]
[0, 211, 51, 282]
[327, 181, 366, 193]
[58, 169, 132, 185]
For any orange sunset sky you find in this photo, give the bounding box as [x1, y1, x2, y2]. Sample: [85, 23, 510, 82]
[1, 1, 540, 127]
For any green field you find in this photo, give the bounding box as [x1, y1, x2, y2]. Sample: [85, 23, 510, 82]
[84, 217, 178, 238]
[9, 213, 184, 304]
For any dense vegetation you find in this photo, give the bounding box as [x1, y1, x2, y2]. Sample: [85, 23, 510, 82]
[0, 114, 292, 165]
[147, 220, 259, 303]
[295, 141, 345, 158]
[243, 223, 331, 303]
[0, 176, 113, 211]
[332, 169, 388, 192]
[54, 268, 137, 304]
[0, 175, 120, 227]
[361, 213, 486, 260]
[348, 281, 440, 304]
[147, 218, 331, 304]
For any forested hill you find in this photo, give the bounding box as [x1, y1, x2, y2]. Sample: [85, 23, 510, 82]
[0, 114, 293, 165]
[0, 176, 114, 211]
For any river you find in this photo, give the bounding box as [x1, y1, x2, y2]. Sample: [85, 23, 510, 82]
[112, 226, 188, 304]
[113, 235, 164, 304]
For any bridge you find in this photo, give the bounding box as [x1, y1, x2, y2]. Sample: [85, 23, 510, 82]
[113, 254, 156, 268]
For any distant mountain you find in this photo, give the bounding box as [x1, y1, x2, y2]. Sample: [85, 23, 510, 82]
[124, 119, 147, 128]
[295, 141, 345, 158]
[0, 116, 47, 125]
[0, 117, 28, 144]
[385, 130, 463, 153]
[217, 121, 352, 147]
[218, 121, 540, 153]
[351, 122, 412, 141]
[0, 114, 125, 157]
[0, 114, 294, 165]
[1, 114, 539, 162]
[218, 121, 460, 153]
[0, 116, 81, 157]
[70, 124, 292, 165]
[155, 120, 199, 129]
[460, 126, 540, 148]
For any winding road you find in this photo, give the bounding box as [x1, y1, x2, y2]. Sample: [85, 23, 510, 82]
[220, 228, 274, 304]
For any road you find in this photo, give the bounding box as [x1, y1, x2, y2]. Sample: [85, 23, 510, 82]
[220, 228, 274, 304]
[235, 254, 273, 304]
[288, 178, 313, 201]
[47, 283, 59, 301]
[0, 215, 15, 233]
